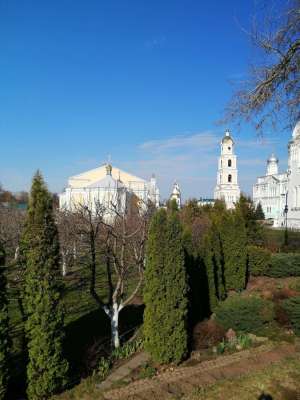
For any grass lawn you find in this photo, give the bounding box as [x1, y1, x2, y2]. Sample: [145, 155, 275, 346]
[7, 262, 144, 399]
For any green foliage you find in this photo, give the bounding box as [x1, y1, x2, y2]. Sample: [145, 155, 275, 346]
[215, 295, 274, 333]
[255, 202, 265, 220]
[264, 228, 300, 253]
[0, 245, 9, 400]
[143, 208, 188, 364]
[247, 245, 272, 276]
[220, 212, 248, 292]
[21, 171, 68, 399]
[265, 253, 300, 278]
[235, 195, 265, 245]
[111, 338, 143, 361]
[216, 333, 253, 354]
[202, 209, 248, 312]
[282, 296, 300, 336]
[166, 198, 179, 213]
[203, 222, 225, 312]
[289, 278, 300, 293]
[97, 357, 111, 381]
[138, 362, 157, 379]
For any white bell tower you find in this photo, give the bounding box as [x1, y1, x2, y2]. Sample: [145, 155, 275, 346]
[214, 130, 240, 209]
[266, 154, 279, 176]
[170, 181, 181, 208]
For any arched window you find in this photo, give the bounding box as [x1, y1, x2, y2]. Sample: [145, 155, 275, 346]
[228, 159, 232, 167]
[228, 174, 232, 183]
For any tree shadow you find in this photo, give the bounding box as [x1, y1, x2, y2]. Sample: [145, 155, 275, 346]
[185, 251, 210, 330]
[258, 393, 273, 400]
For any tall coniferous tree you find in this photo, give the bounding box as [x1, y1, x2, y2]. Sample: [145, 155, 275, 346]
[0, 243, 9, 400]
[203, 220, 226, 312]
[21, 172, 68, 399]
[144, 208, 188, 364]
[255, 202, 265, 220]
[220, 212, 248, 292]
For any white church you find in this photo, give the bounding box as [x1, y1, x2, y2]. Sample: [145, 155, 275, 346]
[253, 122, 300, 229]
[59, 163, 160, 217]
[214, 130, 240, 209]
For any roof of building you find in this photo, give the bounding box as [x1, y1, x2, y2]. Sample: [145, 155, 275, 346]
[221, 129, 234, 144]
[69, 163, 147, 189]
[267, 153, 278, 163]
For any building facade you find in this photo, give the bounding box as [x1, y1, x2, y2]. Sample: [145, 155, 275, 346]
[286, 122, 300, 229]
[252, 155, 288, 225]
[170, 181, 181, 208]
[253, 122, 300, 229]
[59, 163, 160, 217]
[214, 130, 240, 209]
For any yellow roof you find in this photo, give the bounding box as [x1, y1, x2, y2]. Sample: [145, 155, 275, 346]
[68, 164, 146, 189]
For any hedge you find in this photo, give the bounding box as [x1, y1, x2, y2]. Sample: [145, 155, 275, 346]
[215, 295, 274, 333]
[282, 296, 300, 336]
[265, 253, 300, 278]
[247, 246, 271, 276]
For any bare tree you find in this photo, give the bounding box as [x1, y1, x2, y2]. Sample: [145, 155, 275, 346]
[0, 206, 25, 261]
[73, 197, 151, 348]
[224, 0, 300, 132]
[56, 209, 80, 276]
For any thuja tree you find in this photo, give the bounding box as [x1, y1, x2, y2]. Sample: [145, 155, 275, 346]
[220, 211, 248, 292]
[255, 202, 265, 220]
[235, 195, 264, 245]
[203, 220, 226, 312]
[144, 208, 188, 364]
[20, 172, 68, 399]
[0, 243, 9, 400]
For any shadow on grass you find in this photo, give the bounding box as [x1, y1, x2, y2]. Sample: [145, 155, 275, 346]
[64, 303, 145, 380]
[8, 303, 145, 398]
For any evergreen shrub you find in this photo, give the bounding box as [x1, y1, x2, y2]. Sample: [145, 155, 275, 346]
[247, 246, 271, 276]
[21, 172, 68, 399]
[143, 209, 188, 364]
[282, 296, 300, 336]
[215, 295, 274, 333]
[265, 253, 300, 277]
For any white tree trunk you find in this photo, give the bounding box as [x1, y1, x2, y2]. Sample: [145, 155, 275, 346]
[73, 242, 77, 260]
[62, 251, 68, 277]
[14, 246, 19, 261]
[111, 302, 120, 348]
[104, 302, 123, 348]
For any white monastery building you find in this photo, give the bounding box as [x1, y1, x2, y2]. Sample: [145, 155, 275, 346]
[214, 130, 240, 209]
[59, 163, 160, 216]
[252, 155, 288, 225]
[170, 181, 181, 208]
[253, 122, 300, 229]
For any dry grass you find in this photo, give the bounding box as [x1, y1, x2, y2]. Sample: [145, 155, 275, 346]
[183, 356, 300, 400]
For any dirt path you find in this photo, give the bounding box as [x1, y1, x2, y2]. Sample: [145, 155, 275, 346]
[101, 343, 297, 400]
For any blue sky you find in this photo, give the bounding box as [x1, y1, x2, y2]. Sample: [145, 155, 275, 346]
[0, 0, 290, 200]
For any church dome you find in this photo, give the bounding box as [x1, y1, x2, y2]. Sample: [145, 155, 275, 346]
[267, 153, 278, 163]
[221, 129, 234, 144]
[292, 121, 300, 139]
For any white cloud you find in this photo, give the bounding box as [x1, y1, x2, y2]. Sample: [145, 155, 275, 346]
[139, 131, 218, 153]
[121, 130, 278, 201]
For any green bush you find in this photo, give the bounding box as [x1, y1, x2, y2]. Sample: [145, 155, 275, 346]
[215, 295, 274, 333]
[247, 246, 271, 276]
[143, 209, 188, 364]
[265, 253, 300, 278]
[282, 296, 300, 336]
